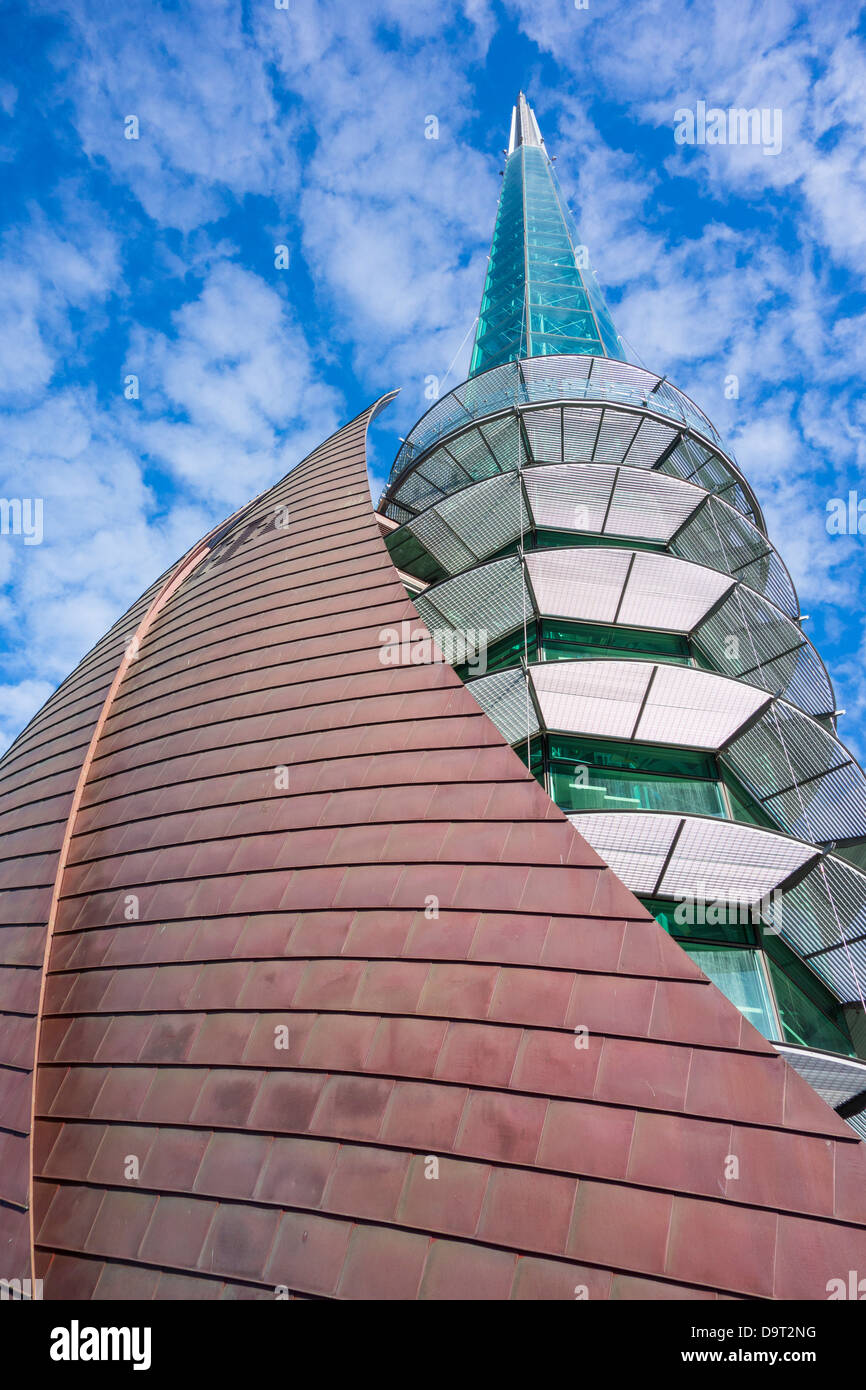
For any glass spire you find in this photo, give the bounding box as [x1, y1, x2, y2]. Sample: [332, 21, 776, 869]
[469, 93, 627, 376]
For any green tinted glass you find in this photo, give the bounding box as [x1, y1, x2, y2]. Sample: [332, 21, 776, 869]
[683, 945, 777, 1040]
[720, 768, 777, 830]
[540, 620, 690, 663]
[515, 735, 545, 782]
[530, 531, 665, 554]
[547, 736, 715, 779]
[641, 896, 756, 947]
[765, 934, 854, 1054]
[551, 764, 726, 816]
[469, 144, 625, 374]
[386, 531, 446, 583]
[766, 958, 854, 1054]
[456, 624, 538, 680]
[548, 736, 725, 817]
[643, 898, 855, 1055]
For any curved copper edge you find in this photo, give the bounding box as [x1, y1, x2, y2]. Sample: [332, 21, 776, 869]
[25, 395, 397, 1281]
[25, 539, 214, 1278]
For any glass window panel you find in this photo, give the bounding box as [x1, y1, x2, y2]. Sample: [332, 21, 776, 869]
[469, 139, 630, 374]
[531, 530, 665, 555]
[683, 945, 776, 1039]
[642, 896, 756, 946]
[764, 933, 855, 1053]
[765, 957, 854, 1054]
[642, 902, 854, 1054]
[530, 284, 591, 311]
[720, 768, 777, 830]
[539, 619, 690, 662]
[456, 623, 538, 680]
[548, 734, 716, 779]
[515, 734, 545, 783]
[531, 337, 604, 358]
[386, 534, 445, 584]
[530, 309, 599, 339]
[550, 763, 726, 816]
[548, 737, 724, 817]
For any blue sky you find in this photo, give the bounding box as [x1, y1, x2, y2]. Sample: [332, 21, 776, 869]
[2, 0, 866, 760]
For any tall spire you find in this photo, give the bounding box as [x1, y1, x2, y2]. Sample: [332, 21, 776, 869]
[507, 90, 544, 153]
[469, 92, 626, 376]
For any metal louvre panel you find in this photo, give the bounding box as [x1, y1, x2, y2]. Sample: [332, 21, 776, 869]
[650, 380, 693, 429]
[607, 469, 701, 541]
[569, 810, 679, 893]
[695, 590, 834, 717]
[657, 817, 815, 902]
[437, 473, 526, 563]
[724, 704, 821, 805]
[594, 409, 640, 463]
[520, 354, 591, 391]
[388, 393, 760, 531]
[672, 434, 711, 473]
[526, 659, 766, 748]
[617, 551, 733, 631]
[737, 550, 796, 618]
[681, 396, 721, 442]
[657, 450, 700, 489]
[724, 482, 755, 520]
[523, 407, 563, 462]
[562, 405, 603, 460]
[524, 463, 613, 532]
[759, 647, 834, 719]
[691, 456, 731, 494]
[412, 385, 479, 454]
[459, 362, 520, 418]
[780, 857, 866, 1003]
[622, 415, 678, 468]
[396, 464, 449, 512]
[416, 555, 525, 645]
[777, 1047, 866, 1108]
[410, 509, 477, 573]
[573, 812, 817, 902]
[418, 448, 475, 493]
[444, 426, 503, 480]
[466, 666, 539, 745]
[726, 701, 855, 831]
[764, 697, 845, 773]
[530, 659, 654, 738]
[707, 496, 767, 568]
[570, 810, 679, 890]
[769, 769, 866, 844]
[388, 356, 759, 514]
[591, 358, 656, 393]
[671, 499, 798, 618]
[673, 509, 730, 572]
[383, 501, 413, 525]
[693, 592, 763, 678]
[481, 414, 521, 470]
[526, 547, 631, 623]
[635, 663, 768, 748]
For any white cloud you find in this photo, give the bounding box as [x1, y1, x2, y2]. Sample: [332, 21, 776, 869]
[0, 389, 208, 705]
[0, 198, 120, 403]
[39, 0, 298, 232]
[129, 259, 343, 508]
[4, 0, 866, 767]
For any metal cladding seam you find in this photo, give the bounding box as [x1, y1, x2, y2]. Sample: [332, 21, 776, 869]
[2, 396, 866, 1299]
[0, 483, 272, 1283]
